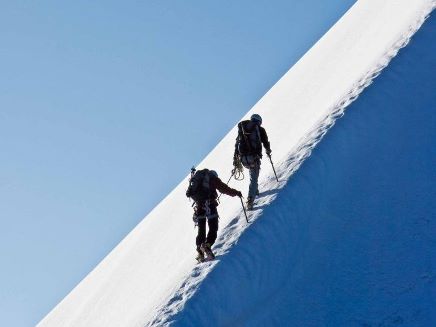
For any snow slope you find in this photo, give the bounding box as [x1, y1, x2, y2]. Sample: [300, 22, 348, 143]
[38, 1, 435, 326]
[166, 11, 436, 327]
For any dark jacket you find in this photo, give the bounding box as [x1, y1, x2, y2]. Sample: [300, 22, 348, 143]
[196, 175, 239, 208]
[187, 170, 240, 206]
[234, 120, 270, 157]
[210, 175, 240, 198]
[191, 174, 240, 219]
[201, 176, 239, 205]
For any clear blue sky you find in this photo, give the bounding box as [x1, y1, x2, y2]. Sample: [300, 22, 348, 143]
[0, 1, 356, 326]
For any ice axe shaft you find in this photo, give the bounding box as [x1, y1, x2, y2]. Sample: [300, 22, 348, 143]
[239, 197, 249, 223]
[268, 154, 279, 182]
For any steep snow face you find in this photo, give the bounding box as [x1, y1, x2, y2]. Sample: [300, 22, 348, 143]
[167, 12, 436, 327]
[38, 1, 435, 327]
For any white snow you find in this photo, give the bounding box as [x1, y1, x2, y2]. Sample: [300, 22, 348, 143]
[38, 0, 435, 326]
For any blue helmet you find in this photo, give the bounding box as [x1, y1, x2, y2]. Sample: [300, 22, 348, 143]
[250, 114, 262, 124]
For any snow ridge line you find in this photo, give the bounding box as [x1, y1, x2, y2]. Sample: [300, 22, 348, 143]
[146, 5, 434, 327]
[278, 2, 435, 184]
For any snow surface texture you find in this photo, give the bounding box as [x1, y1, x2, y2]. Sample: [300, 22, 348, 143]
[164, 10, 436, 327]
[38, 1, 435, 326]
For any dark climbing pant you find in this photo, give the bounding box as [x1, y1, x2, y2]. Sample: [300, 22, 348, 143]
[196, 217, 219, 247]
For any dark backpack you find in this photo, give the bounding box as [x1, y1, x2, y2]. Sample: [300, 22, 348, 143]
[237, 120, 262, 156]
[186, 169, 216, 202]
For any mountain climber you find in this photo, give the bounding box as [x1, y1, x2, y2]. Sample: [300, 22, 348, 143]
[233, 114, 271, 210]
[186, 168, 242, 262]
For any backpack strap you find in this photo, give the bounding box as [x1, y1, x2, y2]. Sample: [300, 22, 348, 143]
[239, 121, 253, 153]
[255, 125, 262, 146]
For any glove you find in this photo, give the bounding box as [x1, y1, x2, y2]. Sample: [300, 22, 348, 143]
[235, 191, 242, 198]
[266, 148, 272, 156]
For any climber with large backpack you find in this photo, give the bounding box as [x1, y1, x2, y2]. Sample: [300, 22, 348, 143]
[233, 114, 272, 210]
[186, 168, 242, 262]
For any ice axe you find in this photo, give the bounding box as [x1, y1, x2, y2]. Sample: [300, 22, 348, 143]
[239, 196, 249, 223]
[267, 153, 279, 183]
